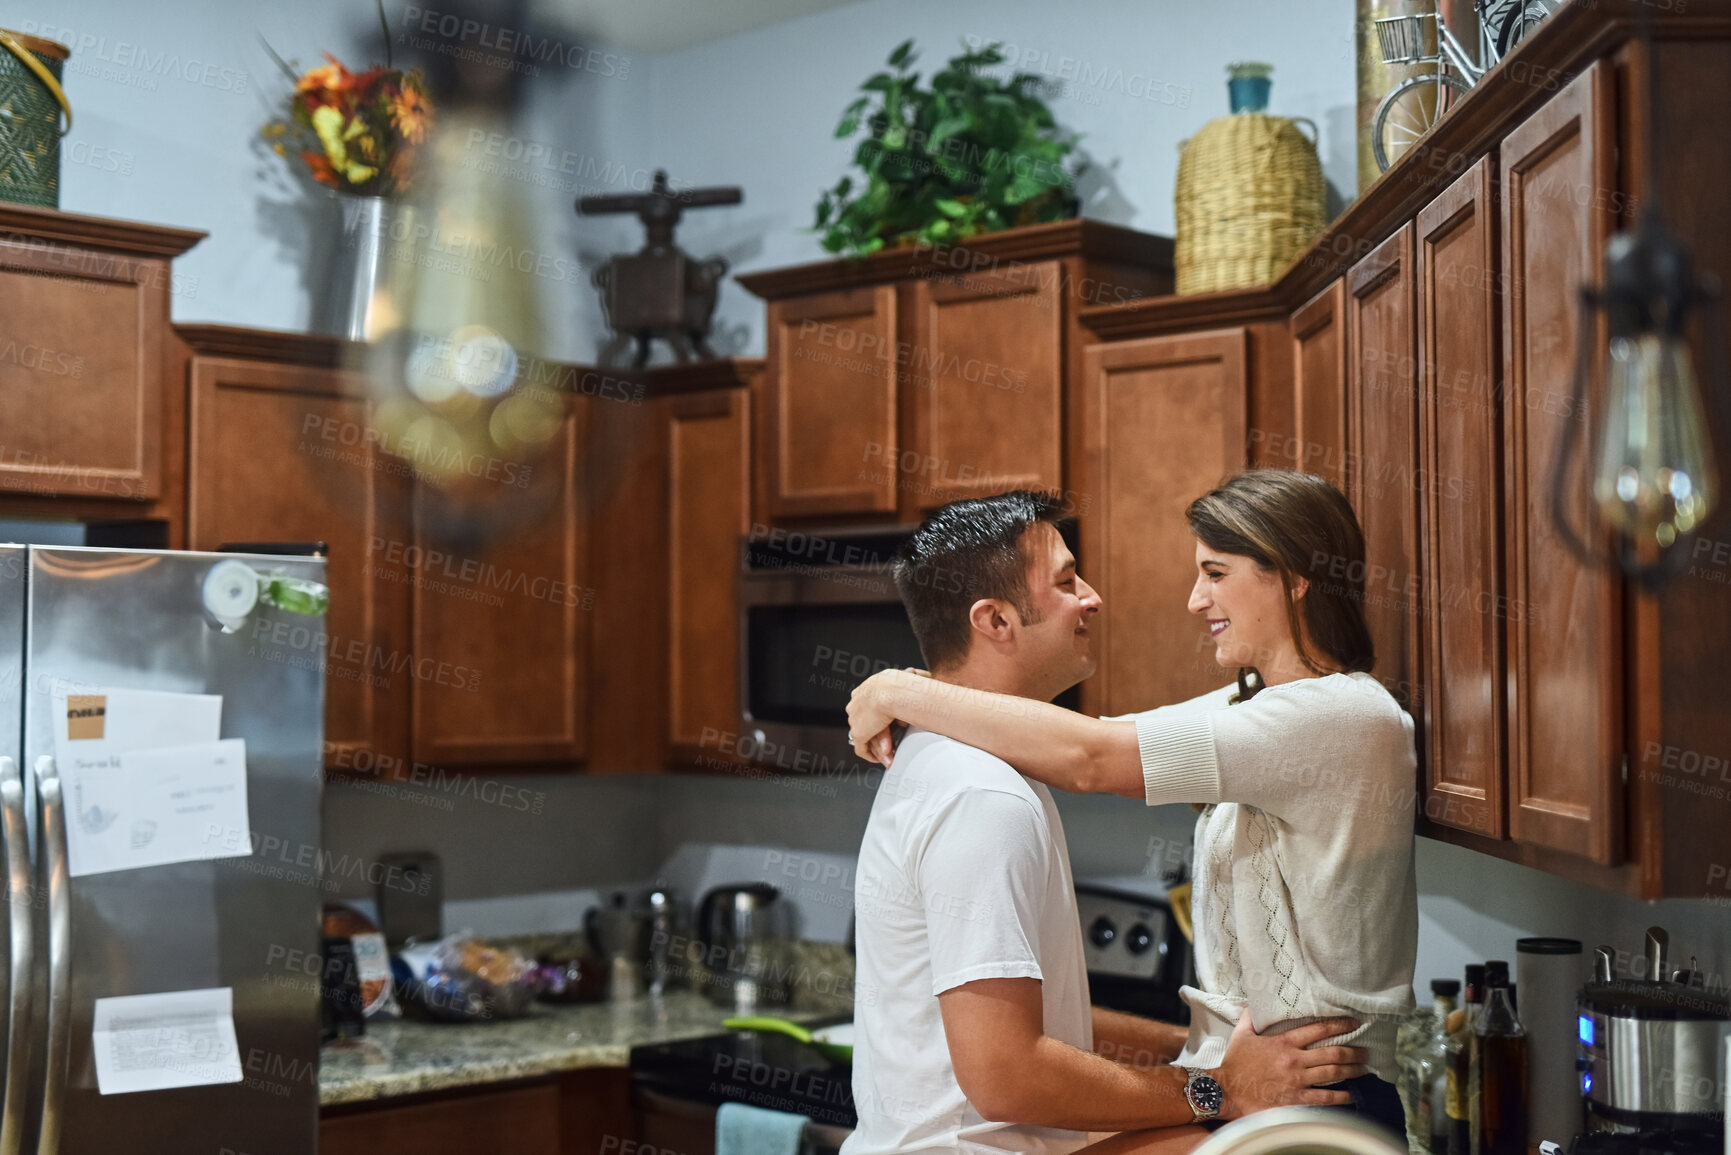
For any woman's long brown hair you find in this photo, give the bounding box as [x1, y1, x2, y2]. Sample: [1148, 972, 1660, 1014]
[1185, 469, 1376, 701]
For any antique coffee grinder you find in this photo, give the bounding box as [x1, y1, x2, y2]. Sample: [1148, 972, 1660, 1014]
[578, 170, 741, 367]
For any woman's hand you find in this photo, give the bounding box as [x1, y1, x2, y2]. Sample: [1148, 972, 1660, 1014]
[847, 668, 926, 764]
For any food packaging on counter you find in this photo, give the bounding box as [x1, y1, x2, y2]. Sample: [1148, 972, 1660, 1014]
[323, 904, 401, 1020]
[393, 932, 537, 1022]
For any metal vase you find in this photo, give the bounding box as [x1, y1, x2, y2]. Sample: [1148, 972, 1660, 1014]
[329, 194, 407, 342]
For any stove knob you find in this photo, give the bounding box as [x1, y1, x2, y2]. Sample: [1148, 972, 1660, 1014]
[1088, 916, 1117, 948]
[1126, 923, 1155, 955]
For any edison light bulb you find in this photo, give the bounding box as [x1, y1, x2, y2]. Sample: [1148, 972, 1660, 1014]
[361, 103, 565, 542]
[1591, 332, 1718, 550]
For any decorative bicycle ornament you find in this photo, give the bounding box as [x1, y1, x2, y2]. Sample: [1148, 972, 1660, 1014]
[1371, 0, 1556, 173]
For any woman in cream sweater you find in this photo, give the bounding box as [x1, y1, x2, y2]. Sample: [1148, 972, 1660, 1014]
[846, 469, 1419, 1140]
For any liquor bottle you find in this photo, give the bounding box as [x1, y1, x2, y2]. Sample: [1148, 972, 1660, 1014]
[1400, 979, 1461, 1151]
[1469, 962, 1527, 1155]
[1445, 964, 1485, 1155]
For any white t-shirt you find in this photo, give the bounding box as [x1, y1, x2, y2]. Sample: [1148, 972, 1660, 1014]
[843, 728, 1092, 1155]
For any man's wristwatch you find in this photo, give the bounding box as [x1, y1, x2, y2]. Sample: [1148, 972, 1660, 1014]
[1181, 1066, 1224, 1123]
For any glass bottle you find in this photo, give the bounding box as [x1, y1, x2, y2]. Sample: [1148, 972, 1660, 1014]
[1399, 979, 1461, 1152]
[1445, 964, 1484, 1155]
[1469, 963, 1527, 1155]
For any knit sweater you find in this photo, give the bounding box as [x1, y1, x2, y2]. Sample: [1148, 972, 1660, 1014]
[1121, 671, 1418, 1083]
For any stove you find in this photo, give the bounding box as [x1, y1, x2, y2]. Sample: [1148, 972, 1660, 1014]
[1076, 878, 1193, 1024]
[630, 1020, 855, 1155]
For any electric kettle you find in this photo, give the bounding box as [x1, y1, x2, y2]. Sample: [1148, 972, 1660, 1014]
[696, 882, 794, 1012]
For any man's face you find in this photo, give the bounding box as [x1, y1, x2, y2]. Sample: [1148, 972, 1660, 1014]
[1011, 521, 1102, 697]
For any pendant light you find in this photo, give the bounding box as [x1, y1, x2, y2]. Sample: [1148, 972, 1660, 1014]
[356, 0, 567, 554]
[1551, 12, 1728, 589]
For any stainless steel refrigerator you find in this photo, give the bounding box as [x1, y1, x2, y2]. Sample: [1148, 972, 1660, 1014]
[0, 545, 326, 1155]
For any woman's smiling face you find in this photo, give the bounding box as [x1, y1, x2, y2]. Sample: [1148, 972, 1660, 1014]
[1188, 538, 1298, 672]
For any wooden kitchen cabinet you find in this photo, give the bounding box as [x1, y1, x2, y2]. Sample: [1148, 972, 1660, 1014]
[322, 1083, 560, 1155]
[1415, 157, 1506, 839]
[1290, 280, 1350, 492]
[1076, 329, 1248, 718]
[321, 1069, 634, 1155]
[902, 260, 1064, 509]
[1346, 225, 1424, 719]
[0, 206, 202, 505]
[1498, 61, 1623, 865]
[666, 387, 752, 763]
[411, 399, 590, 768]
[741, 221, 1176, 527]
[182, 329, 412, 774]
[584, 360, 761, 774]
[761, 284, 899, 519]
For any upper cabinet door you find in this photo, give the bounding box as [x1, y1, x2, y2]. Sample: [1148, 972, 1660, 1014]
[903, 260, 1063, 513]
[666, 389, 751, 761]
[1499, 61, 1622, 864]
[1291, 279, 1350, 491]
[1078, 329, 1247, 719]
[0, 239, 165, 500]
[411, 401, 589, 768]
[186, 356, 410, 773]
[763, 285, 898, 518]
[1416, 157, 1506, 839]
[1347, 225, 1423, 719]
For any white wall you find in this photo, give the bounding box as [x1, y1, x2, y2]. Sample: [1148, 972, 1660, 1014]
[29, 0, 642, 360]
[635, 0, 1360, 359]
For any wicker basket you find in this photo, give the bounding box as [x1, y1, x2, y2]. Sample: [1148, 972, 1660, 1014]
[0, 29, 72, 208]
[1174, 112, 1325, 295]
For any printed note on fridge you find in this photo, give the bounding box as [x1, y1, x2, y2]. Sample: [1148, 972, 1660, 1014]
[66, 738, 251, 878]
[51, 683, 223, 776]
[92, 987, 244, 1095]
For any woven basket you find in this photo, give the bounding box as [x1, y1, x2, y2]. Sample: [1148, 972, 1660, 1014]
[0, 29, 72, 208]
[1175, 112, 1325, 295]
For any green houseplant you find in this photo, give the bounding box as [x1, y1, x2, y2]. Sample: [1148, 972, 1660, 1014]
[814, 40, 1083, 257]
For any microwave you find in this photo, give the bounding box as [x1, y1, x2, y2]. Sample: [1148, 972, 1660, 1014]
[738, 520, 1085, 776]
[738, 525, 926, 776]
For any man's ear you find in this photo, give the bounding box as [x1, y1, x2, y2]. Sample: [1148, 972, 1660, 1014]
[967, 597, 1016, 642]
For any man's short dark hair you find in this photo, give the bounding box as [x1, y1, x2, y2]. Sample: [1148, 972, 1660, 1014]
[892, 490, 1067, 671]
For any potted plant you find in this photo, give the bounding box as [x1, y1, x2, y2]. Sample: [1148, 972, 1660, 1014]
[814, 40, 1083, 258]
[262, 48, 432, 339]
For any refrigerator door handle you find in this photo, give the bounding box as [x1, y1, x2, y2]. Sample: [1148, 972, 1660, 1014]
[32, 756, 69, 1155]
[0, 757, 30, 1155]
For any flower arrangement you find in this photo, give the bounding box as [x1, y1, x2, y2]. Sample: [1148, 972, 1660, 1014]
[262, 53, 432, 197]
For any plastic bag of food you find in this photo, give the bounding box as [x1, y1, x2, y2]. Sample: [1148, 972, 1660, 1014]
[395, 932, 536, 1022]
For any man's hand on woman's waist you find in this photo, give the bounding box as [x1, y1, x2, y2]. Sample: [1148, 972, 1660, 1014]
[1213, 1011, 1370, 1120]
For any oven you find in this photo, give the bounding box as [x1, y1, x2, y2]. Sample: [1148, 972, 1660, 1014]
[1077, 879, 1193, 1025]
[631, 1026, 855, 1155]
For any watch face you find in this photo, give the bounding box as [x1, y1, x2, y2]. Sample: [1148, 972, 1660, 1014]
[1191, 1072, 1224, 1115]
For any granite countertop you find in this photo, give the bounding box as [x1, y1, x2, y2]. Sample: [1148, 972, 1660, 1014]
[320, 941, 856, 1107]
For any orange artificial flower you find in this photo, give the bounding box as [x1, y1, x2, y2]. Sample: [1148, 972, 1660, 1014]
[301, 150, 340, 189]
[391, 81, 432, 145]
[297, 55, 350, 96]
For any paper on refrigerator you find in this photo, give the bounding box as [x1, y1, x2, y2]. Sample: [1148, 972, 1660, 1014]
[64, 739, 252, 877]
[92, 987, 244, 1095]
[50, 682, 252, 876]
[50, 684, 224, 770]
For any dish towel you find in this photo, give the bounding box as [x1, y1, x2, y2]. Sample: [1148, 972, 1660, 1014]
[716, 1101, 808, 1155]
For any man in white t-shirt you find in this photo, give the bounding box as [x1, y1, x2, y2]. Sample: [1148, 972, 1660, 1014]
[844, 491, 1369, 1155]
